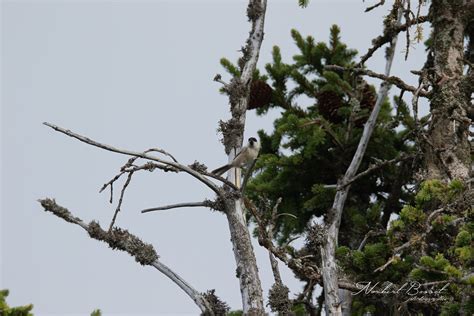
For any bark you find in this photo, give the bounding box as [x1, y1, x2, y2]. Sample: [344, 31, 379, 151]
[424, 0, 472, 181]
[225, 197, 264, 314]
[220, 0, 267, 314]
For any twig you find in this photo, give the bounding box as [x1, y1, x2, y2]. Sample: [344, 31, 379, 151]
[213, 74, 229, 88]
[146, 148, 178, 163]
[341, 153, 415, 189]
[365, 0, 385, 12]
[374, 207, 447, 271]
[325, 65, 430, 97]
[43, 122, 223, 196]
[357, 230, 385, 251]
[403, 0, 412, 60]
[201, 170, 239, 191]
[141, 201, 212, 214]
[359, 15, 430, 65]
[38, 198, 215, 315]
[109, 172, 133, 231]
[302, 118, 345, 151]
[99, 162, 167, 195]
[374, 254, 399, 272]
[276, 212, 298, 219]
[268, 198, 283, 284]
[412, 70, 428, 129]
[243, 197, 321, 281]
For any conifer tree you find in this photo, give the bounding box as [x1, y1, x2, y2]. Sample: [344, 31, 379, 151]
[0, 290, 34, 316]
[218, 4, 473, 315]
[36, 0, 472, 314]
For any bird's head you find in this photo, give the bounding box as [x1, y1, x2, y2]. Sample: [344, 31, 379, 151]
[248, 137, 259, 148]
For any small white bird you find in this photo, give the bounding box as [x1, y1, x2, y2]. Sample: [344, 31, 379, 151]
[212, 137, 260, 176]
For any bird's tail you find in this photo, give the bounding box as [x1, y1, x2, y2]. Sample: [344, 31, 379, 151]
[212, 164, 231, 176]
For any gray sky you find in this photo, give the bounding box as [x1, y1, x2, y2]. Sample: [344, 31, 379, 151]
[1, 0, 428, 315]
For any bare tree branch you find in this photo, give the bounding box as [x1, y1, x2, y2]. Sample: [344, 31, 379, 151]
[365, 0, 385, 12]
[38, 198, 216, 315]
[109, 172, 133, 231]
[341, 153, 415, 189]
[43, 122, 223, 196]
[141, 201, 214, 214]
[357, 229, 385, 251]
[325, 65, 430, 97]
[243, 197, 321, 282]
[268, 198, 283, 285]
[359, 14, 430, 65]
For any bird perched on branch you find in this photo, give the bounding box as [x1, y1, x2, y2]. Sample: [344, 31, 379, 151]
[212, 137, 260, 176]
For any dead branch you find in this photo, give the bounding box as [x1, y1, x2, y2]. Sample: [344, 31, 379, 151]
[341, 153, 415, 189]
[109, 172, 133, 231]
[268, 197, 283, 285]
[99, 162, 169, 203]
[357, 229, 385, 251]
[141, 201, 216, 214]
[325, 65, 430, 97]
[243, 197, 321, 281]
[358, 14, 430, 65]
[38, 198, 216, 315]
[43, 122, 223, 196]
[365, 0, 385, 12]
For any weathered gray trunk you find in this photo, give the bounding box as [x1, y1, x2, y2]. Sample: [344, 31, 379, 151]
[225, 195, 264, 313]
[425, 0, 472, 181]
[220, 1, 267, 314]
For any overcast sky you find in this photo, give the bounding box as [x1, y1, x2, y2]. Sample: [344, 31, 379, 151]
[2, 0, 428, 315]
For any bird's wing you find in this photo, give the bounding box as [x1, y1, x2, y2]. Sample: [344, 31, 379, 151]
[233, 148, 244, 160]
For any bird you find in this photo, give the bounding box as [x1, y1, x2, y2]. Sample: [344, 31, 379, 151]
[212, 137, 260, 176]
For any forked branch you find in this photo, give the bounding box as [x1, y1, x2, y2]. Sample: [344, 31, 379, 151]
[43, 122, 223, 196]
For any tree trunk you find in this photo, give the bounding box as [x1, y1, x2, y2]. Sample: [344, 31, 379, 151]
[220, 1, 267, 313]
[225, 192, 264, 314]
[424, 0, 472, 181]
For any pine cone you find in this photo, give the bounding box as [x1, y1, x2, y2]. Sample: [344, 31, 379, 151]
[360, 83, 377, 111]
[354, 83, 377, 127]
[248, 80, 273, 110]
[316, 90, 343, 123]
